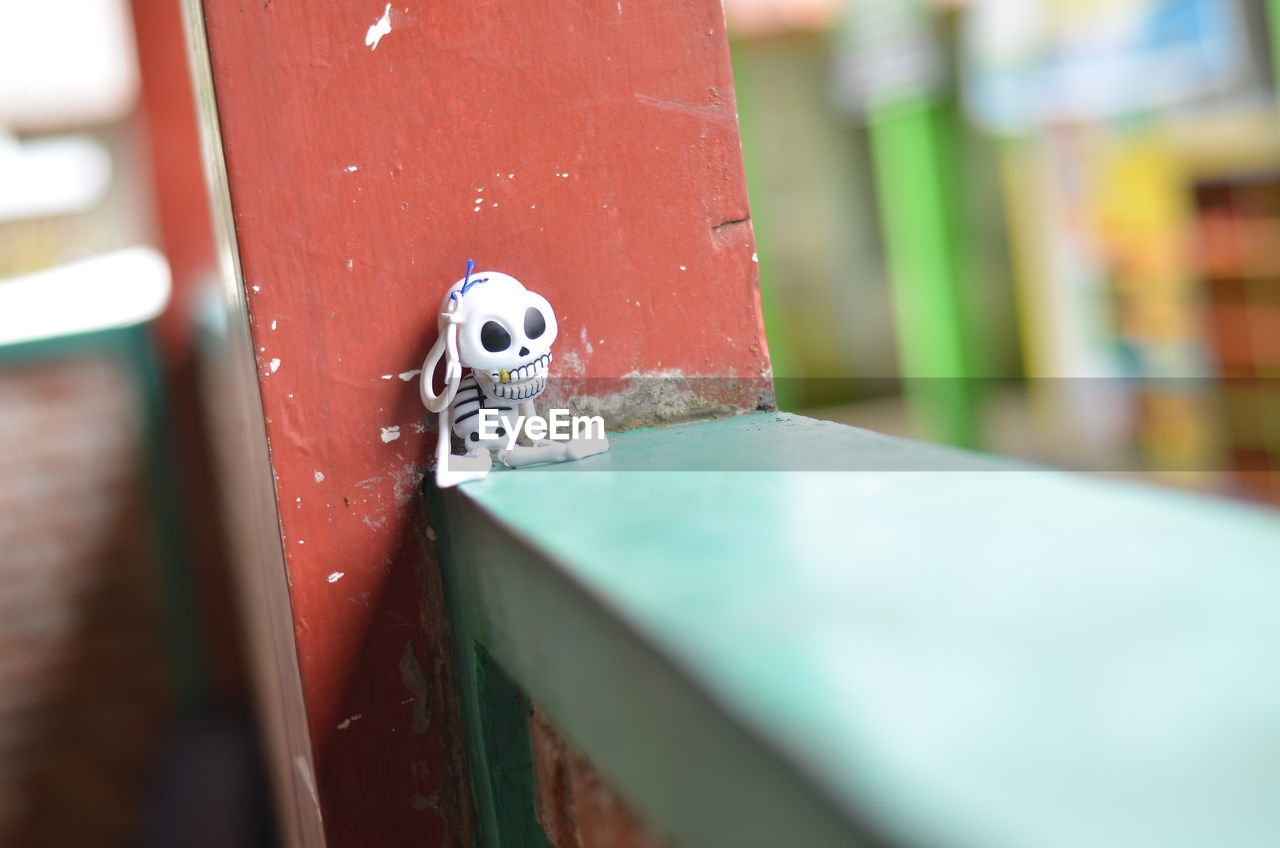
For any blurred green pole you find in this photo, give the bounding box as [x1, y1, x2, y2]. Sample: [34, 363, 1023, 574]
[866, 94, 979, 447]
[730, 37, 801, 411]
[1270, 0, 1280, 107]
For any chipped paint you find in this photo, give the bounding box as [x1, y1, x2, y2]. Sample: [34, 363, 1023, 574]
[314, 470, 325, 482]
[345, 165, 359, 172]
[365, 3, 392, 50]
[327, 571, 345, 583]
[398, 643, 431, 735]
[390, 461, 424, 507]
[399, 369, 421, 381]
[269, 358, 281, 373]
[380, 425, 401, 442]
[546, 368, 774, 432]
[337, 713, 364, 730]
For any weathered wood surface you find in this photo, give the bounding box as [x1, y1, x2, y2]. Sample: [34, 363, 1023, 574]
[186, 0, 767, 843]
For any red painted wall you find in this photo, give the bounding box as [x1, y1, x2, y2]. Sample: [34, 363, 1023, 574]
[197, 0, 768, 842]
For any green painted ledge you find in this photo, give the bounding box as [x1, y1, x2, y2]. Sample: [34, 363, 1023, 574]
[431, 412, 1280, 848]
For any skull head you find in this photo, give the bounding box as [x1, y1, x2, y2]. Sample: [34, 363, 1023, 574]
[440, 271, 558, 400]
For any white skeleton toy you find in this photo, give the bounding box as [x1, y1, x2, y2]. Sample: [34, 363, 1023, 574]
[420, 262, 609, 488]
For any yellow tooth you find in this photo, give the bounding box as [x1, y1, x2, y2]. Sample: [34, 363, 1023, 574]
[499, 369, 510, 383]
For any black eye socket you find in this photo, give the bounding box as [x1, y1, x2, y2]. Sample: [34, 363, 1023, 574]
[524, 307, 546, 339]
[480, 321, 512, 352]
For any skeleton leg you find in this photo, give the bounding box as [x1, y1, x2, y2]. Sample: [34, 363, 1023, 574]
[565, 431, 609, 460]
[433, 410, 493, 488]
[496, 443, 570, 468]
[500, 400, 608, 465]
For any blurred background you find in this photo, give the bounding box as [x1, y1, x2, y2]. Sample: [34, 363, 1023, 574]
[731, 0, 1280, 501]
[0, 0, 1278, 844]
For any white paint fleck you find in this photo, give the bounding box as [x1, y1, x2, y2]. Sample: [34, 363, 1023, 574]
[259, 346, 265, 352]
[473, 197, 483, 203]
[327, 571, 345, 583]
[507, 173, 515, 179]
[679, 265, 687, 271]
[381, 374, 393, 380]
[270, 319, 278, 330]
[380, 425, 401, 443]
[251, 285, 261, 292]
[365, 3, 392, 50]
[337, 713, 364, 730]
[399, 369, 421, 381]
[751, 252, 759, 263]
[347, 259, 354, 269]
[345, 165, 359, 172]
[314, 471, 325, 482]
[530, 204, 536, 209]
[491, 202, 498, 207]
[288, 393, 295, 398]
[477, 187, 485, 192]
[473, 207, 481, 213]
[580, 326, 593, 355]
[426, 526, 437, 541]
[298, 539, 305, 545]
[269, 357, 281, 373]
[617, 1, 622, 13]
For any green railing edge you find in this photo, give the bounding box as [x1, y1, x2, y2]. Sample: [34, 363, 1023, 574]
[423, 418, 908, 848]
[425, 411, 1280, 848]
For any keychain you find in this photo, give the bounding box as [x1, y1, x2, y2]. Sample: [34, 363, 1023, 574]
[420, 261, 609, 488]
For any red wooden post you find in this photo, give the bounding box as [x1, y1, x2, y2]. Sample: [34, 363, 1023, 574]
[186, 0, 769, 843]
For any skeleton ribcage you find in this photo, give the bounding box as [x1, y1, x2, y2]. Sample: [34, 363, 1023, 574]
[450, 373, 519, 449]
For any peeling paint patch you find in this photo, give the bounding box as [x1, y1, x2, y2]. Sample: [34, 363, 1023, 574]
[399, 643, 431, 735]
[337, 713, 364, 730]
[399, 369, 421, 381]
[327, 571, 344, 583]
[365, 3, 392, 50]
[381, 374, 394, 380]
[270, 319, 278, 330]
[314, 470, 325, 482]
[380, 425, 401, 442]
[269, 358, 281, 373]
[390, 461, 424, 507]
